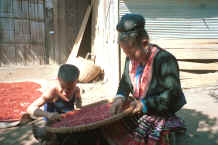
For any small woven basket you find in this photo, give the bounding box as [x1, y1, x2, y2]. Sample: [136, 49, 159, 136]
[46, 100, 133, 134]
[69, 54, 101, 83]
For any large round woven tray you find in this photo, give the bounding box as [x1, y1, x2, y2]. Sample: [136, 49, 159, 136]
[46, 99, 133, 134]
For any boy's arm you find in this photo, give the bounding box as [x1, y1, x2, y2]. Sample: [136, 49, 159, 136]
[74, 87, 82, 109]
[27, 87, 56, 118]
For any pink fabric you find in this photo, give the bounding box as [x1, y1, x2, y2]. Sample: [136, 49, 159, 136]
[129, 46, 159, 99]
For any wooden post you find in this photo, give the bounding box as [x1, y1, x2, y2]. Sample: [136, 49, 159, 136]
[55, 0, 66, 64]
[91, 0, 119, 95]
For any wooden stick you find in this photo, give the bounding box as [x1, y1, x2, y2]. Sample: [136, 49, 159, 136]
[66, 4, 92, 64]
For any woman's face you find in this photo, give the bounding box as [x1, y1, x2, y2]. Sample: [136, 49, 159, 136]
[119, 41, 144, 61]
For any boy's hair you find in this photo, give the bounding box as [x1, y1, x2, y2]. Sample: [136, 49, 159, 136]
[58, 64, 80, 83]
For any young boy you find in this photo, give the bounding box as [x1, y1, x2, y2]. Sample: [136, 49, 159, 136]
[28, 64, 111, 145]
[27, 64, 82, 144]
[27, 64, 82, 121]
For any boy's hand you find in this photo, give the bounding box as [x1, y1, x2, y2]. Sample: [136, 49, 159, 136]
[46, 112, 62, 121]
[75, 96, 82, 109]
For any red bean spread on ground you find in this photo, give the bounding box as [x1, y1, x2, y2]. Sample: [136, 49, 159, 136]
[0, 82, 42, 121]
[51, 102, 113, 128]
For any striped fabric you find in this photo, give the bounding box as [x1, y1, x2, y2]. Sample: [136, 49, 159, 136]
[103, 114, 186, 145]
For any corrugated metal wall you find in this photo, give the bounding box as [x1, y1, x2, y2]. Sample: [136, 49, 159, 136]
[119, 0, 218, 88]
[0, 0, 46, 66]
[120, 0, 218, 40]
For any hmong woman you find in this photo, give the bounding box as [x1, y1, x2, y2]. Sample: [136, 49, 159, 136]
[106, 13, 187, 145]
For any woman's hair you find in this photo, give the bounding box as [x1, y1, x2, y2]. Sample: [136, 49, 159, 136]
[116, 13, 149, 47]
[58, 64, 80, 83]
[118, 30, 149, 47]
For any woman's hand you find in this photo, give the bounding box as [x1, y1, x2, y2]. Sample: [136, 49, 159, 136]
[46, 112, 62, 121]
[130, 100, 143, 114]
[110, 97, 124, 115]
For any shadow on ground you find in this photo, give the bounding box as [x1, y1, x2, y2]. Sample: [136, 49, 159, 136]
[177, 108, 218, 145]
[0, 123, 39, 145]
[0, 108, 218, 145]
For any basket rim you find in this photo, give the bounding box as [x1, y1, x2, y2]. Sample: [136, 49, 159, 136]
[45, 99, 133, 133]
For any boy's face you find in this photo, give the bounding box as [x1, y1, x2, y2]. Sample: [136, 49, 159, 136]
[58, 79, 77, 97]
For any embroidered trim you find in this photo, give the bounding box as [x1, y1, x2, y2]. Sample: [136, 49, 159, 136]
[129, 45, 159, 99]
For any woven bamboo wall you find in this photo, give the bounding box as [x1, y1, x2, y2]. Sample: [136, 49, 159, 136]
[0, 0, 46, 66]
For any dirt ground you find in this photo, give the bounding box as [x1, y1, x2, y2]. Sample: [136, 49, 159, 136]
[0, 65, 218, 145]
